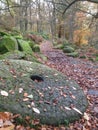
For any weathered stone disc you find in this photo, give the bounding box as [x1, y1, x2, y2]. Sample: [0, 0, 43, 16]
[0, 60, 88, 125]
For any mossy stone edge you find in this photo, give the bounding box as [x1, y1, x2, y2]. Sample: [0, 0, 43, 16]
[0, 60, 88, 125]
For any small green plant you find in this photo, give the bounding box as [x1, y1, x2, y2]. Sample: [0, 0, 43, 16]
[79, 55, 87, 59]
[64, 119, 69, 126]
[63, 46, 75, 53]
[39, 32, 49, 40]
[96, 56, 98, 61]
[33, 45, 40, 52]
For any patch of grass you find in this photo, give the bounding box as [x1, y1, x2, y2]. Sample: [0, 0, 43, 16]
[96, 56, 98, 61]
[79, 55, 87, 59]
[64, 119, 70, 126]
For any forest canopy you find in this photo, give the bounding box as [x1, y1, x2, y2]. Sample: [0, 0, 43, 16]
[0, 0, 98, 45]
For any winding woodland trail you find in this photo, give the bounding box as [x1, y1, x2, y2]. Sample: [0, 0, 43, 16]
[39, 40, 98, 130]
[40, 40, 98, 90]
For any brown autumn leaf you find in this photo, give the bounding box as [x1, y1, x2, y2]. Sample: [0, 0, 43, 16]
[0, 125, 15, 130]
[71, 95, 76, 99]
[0, 112, 11, 120]
[32, 119, 40, 125]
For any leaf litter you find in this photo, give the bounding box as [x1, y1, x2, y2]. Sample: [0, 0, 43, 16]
[0, 41, 98, 130]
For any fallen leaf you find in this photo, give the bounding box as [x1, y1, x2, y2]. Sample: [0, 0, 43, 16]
[54, 73, 58, 76]
[27, 94, 33, 99]
[30, 102, 35, 107]
[19, 88, 23, 93]
[0, 90, 8, 97]
[72, 87, 77, 90]
[0, 125, 15, 130]
[94, 107, 98, 113]
[23, 98, 29, 101]
[83, 112, 90, 121]
[3, 120, 13, 126]
[65, 107, 71, 110]
[23, 92, 28, 97]
[32, 119, 40, 125]
[73, 107, 83, 115]
[0, 112, 11, 120]
[71, 95, 76, 99]
[44, 101, 51, 104]
[32, 107, 40, 114]
[0, 119, 3, 127]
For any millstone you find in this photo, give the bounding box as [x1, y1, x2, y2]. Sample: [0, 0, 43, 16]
[0, 60, 88, 125]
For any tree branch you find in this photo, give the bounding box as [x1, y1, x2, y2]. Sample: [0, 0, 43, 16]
[6, 0, 13, 17]
[77, 8, 98, 18]
[62, 0, 98, 15]
[62, 0, 80, 15]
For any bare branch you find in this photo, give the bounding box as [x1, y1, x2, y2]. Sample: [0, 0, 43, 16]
[77, 8, 98, 18]
[6, 0, 13, 17]
[62, 0, 80, 15]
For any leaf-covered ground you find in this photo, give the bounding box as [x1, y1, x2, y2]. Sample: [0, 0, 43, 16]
[0, 41, 98, 130]
[38, 41, 98, 130]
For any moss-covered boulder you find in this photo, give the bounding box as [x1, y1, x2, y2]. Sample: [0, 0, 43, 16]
[33, 45, 40, 52]
[0, 50, 40, 63]
[66, 52, 79, 57]
[63, 46, 75, 53]
[39, 54, 47, 61]
[29, 41, 40, 52]
[0, 50, 25, 60]
[0, 60, 88, 125]
[28, 41, 35, 50]
[0, 31, 9, 37]
[0, 36, 18, 54]
[53, 44, 64, 49]
[17, 39, 32, 54]
[14, 35, 23, 39]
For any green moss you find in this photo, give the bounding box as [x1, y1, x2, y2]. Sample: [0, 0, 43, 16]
[0, 36, 18, 54]
[23, 54, 40, 63]
[54, 44, 64, 49]
[66, 52, 79, 57]
[0, 50, 25, 60]
[39, 54, 47, 61]
[33, 45, 40, 52]
[79, 55, 87, 59]
[0, 31, 9, 37]
[63, 46, 75, 53]
[96, 56, 98, 61]
[28, 41, 35, 50]
[28, 41, 40, 52]
[0, 50, 39, 63]
[14, 35, 23, 39]
[17, 39, 33, 54]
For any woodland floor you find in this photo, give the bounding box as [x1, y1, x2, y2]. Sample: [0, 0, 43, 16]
[0, 41, 98, 130]
[37, 40, 98, 130]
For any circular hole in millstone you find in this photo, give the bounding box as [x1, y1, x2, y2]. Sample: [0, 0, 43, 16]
[30, 75, 44, 82]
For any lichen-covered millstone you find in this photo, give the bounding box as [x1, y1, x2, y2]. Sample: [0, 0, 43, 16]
[0, 60, 88, 125]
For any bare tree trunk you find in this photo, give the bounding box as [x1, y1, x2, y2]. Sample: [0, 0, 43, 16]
[24, 2, 28, 31]
[68, 5, 76, 43]
[19, 0, 29, 32]
[47, 0, 56, 40]
[36, 0, 42, 33]
[29, 5, 32, 30]
[19, 0, 24, 32]
[52, 0, 56, 37]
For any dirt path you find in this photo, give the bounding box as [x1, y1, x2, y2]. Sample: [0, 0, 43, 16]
[39, 41, 98, 130]
[40, 41, 98, 90]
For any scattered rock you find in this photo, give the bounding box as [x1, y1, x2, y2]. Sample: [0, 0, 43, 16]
[63, 46, 75, 53]
[0, 36, 18, 54]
